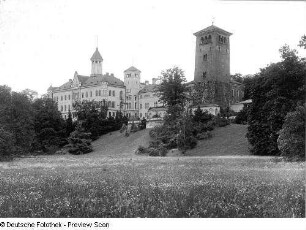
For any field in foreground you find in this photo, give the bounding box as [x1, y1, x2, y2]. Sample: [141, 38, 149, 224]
[0, 155, 304, 217]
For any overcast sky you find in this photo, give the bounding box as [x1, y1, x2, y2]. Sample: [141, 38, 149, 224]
[0, 0, 305, 95]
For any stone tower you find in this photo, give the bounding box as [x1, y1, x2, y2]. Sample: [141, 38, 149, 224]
[90, 47, 103, 76]
[193, 25, 232, 107]
[124, 66, 141, 117]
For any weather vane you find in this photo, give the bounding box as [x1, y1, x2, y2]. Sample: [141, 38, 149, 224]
[212, 17, 215, 26]
[96, 35, 99, 48]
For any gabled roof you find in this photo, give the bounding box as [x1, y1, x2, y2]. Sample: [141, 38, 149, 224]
[90, 48, 103, 61]
[139, 84, 158, 94]
[77, 75, 90, 84]
[51, 73, 124, 92]
[85, 74, 124, 86]
[194, 25, 232, 36]
[124, 66, 141, 72]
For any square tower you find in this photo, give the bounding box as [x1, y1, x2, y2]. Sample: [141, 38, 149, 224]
[194, 25, 232, 83]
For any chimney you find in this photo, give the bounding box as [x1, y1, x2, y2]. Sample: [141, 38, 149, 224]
[145, 80, 149, 85]
[152, 78, 157, 85]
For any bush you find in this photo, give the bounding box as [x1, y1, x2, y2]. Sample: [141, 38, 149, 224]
[64, 123, 93, 155]
[277, 105, 305, 161]
[0, 126, 14, 160]
[177, 134, 197, 150]
[130, 122, 138, 133]
[196, 131, 213, 140]
[234, 107, 248, 124]
[135, 144, 167, 157]
[139, 118, 147, 130]
[214, 116, 230, 127]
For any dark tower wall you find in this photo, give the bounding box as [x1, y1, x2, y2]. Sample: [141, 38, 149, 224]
[193, 25, 232, 108]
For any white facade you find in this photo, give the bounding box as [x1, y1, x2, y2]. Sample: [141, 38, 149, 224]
[138, 87, 163, 119]
[48, 48, 125, 119]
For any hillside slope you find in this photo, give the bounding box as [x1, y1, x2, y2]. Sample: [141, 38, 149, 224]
[91, 124, 250, 157]
[186, 124, 250, 156]
[91, 129, 151, 157]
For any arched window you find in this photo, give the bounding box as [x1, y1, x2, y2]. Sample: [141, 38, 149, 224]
[208, 35, 211, 39]
[200, 37, 204, 44]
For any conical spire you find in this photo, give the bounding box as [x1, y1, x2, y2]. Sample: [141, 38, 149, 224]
[90, 47, 103, 61]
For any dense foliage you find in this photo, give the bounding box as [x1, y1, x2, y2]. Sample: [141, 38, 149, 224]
[246, 45, 305, 156]
[158, 67, 188, 121]
[277, 105, 305, 161]
[73, 100, 128, 140]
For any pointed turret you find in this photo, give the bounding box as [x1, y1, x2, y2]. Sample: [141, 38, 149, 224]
[90, 47, 103, 76]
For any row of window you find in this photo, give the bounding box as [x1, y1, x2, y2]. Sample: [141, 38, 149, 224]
[126, 95, 138, 101]
[56, 89, 123, 101]
[60, 104, 71, 112]
[55, 95, 71, 101]
[199, 34, 228, 45]
[218, 35, 227, 44]
[139, 102, 159, 109]
[200, 35, 212, 45]
[125, 74, 139, 78]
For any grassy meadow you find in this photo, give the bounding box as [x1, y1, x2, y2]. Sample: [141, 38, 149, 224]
[0, 155, 304, 218]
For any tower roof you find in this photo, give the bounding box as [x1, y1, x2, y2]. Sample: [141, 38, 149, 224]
[194, 25, 232, 36]
[90, 48, 103, 61]
[124, 66, 141, 72]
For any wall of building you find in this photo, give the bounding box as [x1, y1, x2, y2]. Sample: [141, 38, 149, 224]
[52, 84, 125, 119]
[194, 31, 230, 83]
[138, 91, 162, 119]
[124, 69, 141, 118]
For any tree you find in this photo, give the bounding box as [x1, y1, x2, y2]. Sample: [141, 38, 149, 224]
[66, 110, 74, 136]
[158, 67, 188, 122]
[247, 45, 305, 156]
[277, 105, 305, 161]
[0, 125, 14, 160]
[298, 35, 306, 49]
[32, 97, 66, 151]
[231, 73, 243, 83]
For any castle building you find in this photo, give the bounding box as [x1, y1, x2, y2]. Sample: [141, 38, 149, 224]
[48, 48, 125, 119]
[48, 24, 244, 119]
[138, 83, 163, 119]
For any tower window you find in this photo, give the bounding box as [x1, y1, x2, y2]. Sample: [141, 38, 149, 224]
[203, 54, 207, 61]
[202, 72, 207, 79]
[109, 90, 111, 96]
